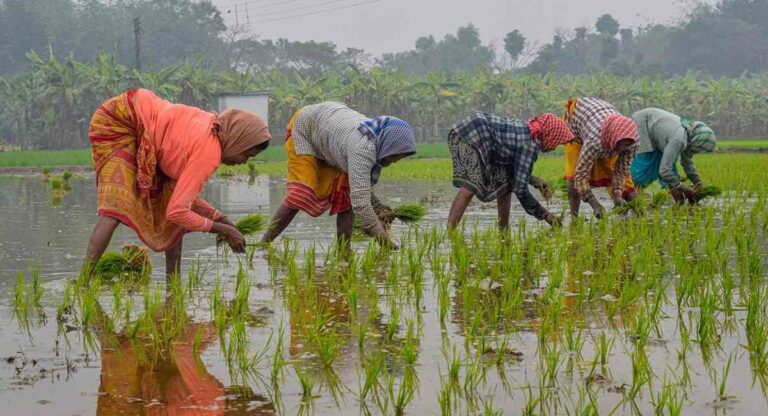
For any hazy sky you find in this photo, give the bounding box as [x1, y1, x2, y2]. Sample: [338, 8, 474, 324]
[212, 0, 714, 57]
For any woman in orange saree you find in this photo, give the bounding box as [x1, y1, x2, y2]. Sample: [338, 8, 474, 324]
[86, 89, 271, 277]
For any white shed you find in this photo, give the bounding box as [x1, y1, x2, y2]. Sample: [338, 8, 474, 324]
[214, 92, 269, 122]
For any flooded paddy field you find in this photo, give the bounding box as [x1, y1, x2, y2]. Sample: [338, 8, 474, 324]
[1, 173, 767, 415]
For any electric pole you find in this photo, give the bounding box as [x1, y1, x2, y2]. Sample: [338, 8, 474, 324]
[133, 17, 142, 72]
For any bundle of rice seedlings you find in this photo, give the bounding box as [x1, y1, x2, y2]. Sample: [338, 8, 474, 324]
[94, 244, 152, 282]
[234, 214, 267, 236]
[62, 170, 73, 182]
[217, 214, 267, 247]
[696, 185, 722, 199]
[651, 191, 669, 208]
[612, 197, 646, 216]
[50, 178, 63, 191]
[392, 204, 426, 224]
[247, 161, 257, 177]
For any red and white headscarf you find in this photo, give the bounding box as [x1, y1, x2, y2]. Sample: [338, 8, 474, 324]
[528, 113, 574, 152]
[601, 114, 637, 150]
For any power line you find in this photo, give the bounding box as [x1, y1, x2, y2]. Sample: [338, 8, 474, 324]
[225, 0, 381, 26]
[222, 0, 336, 26]
[230, 0, 368, 20]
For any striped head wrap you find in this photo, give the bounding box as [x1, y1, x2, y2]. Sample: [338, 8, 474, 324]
[359, 116, 416, 184]
[684, 120, 716, 153]
[601, 114, 638, 150]
[528, 113, 574, 152]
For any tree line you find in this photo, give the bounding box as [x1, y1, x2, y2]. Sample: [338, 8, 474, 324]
[2, 1, 767, 77]
[2, 50, 767, 149]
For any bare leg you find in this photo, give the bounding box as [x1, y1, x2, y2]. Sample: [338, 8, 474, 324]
[448, 188, 474, 229]
[85, 216, 120, 273]
[497, 192, 512, 232]
[567, 181, 581, 218]
[165, 237, 183, 279]
[261, 203, 299, 243]
[336, 209, 353, 252]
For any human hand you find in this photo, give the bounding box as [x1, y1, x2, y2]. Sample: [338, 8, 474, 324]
[534, 179, 555, 201]
[679, 185, 700, 205]
[217, 216, 236, 228]
[587, 197, 605, 219]
[545, 212, 561, 228]
[218, 224, 246, 253]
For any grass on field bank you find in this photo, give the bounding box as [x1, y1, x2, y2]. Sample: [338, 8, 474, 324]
[2, 144, 768, 193]
[229, 152, 768, 193]
[0, 149, 93, 167]
[1, 139, 767, 168]
[0, 143, 451, 168]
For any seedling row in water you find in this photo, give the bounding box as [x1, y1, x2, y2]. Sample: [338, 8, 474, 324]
[8, 183, 768, 414]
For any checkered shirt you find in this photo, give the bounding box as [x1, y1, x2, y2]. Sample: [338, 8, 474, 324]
[452, 112, 540, 195]
[567, 98, 637, 200]
[292, 102, 385, 238]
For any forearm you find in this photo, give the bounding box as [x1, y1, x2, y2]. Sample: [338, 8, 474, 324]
[610, 150, 633, 196]
[191, 197, 224, 221]
[659, 143, 683, 188]
[567, 181, 581, 216]
[354, 203, 386, 238]
[681, 153, 702, 185]
[370, 192, 391, 215]
[448, 188, 474, 229]
[497, 192, 512, 229]
[515, 188, 548, 220]
[261, 203, 299, 243]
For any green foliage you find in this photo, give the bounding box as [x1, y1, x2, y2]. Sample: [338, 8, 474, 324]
[595, 14, 620, 36]
[4, 50, 768, 149]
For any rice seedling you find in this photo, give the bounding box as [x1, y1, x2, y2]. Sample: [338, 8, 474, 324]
[50, 177, 63, 190]
[521, 384, 542, 416]
[392, 203, 427, 223]
[13, 270, 32, 336]
[697, 185, 723, 199]
[187, 256, 212, 293]
[359, 350, 385, 402]
[217, 213, 267, 247]
[612, 197, 646, 216]
[93, 244, 152, 283]
[713, 354, 735, 405]
[650, 191, 669, 208]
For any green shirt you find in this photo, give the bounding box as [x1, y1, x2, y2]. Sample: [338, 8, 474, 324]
[632, 108, 701, 187]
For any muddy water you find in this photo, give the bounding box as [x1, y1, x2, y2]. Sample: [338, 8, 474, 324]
[0, 174, 563, 415]
[1, 175, 766, 415]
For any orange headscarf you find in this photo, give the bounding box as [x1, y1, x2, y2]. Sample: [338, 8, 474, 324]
[214, 109, 271, 159]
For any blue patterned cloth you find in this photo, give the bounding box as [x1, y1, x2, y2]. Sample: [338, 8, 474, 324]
[359, 116, 416, 184]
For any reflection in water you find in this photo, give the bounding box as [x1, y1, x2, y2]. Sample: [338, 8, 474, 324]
[92, 291, 274, 415]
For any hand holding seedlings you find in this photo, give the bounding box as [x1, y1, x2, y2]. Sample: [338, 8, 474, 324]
[531, 176, 555, 201]
[679, 185, 700, 204]
[212, 223, 246, 253]
[215, 214, 267, 251]
[544, 212, 561, 228]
